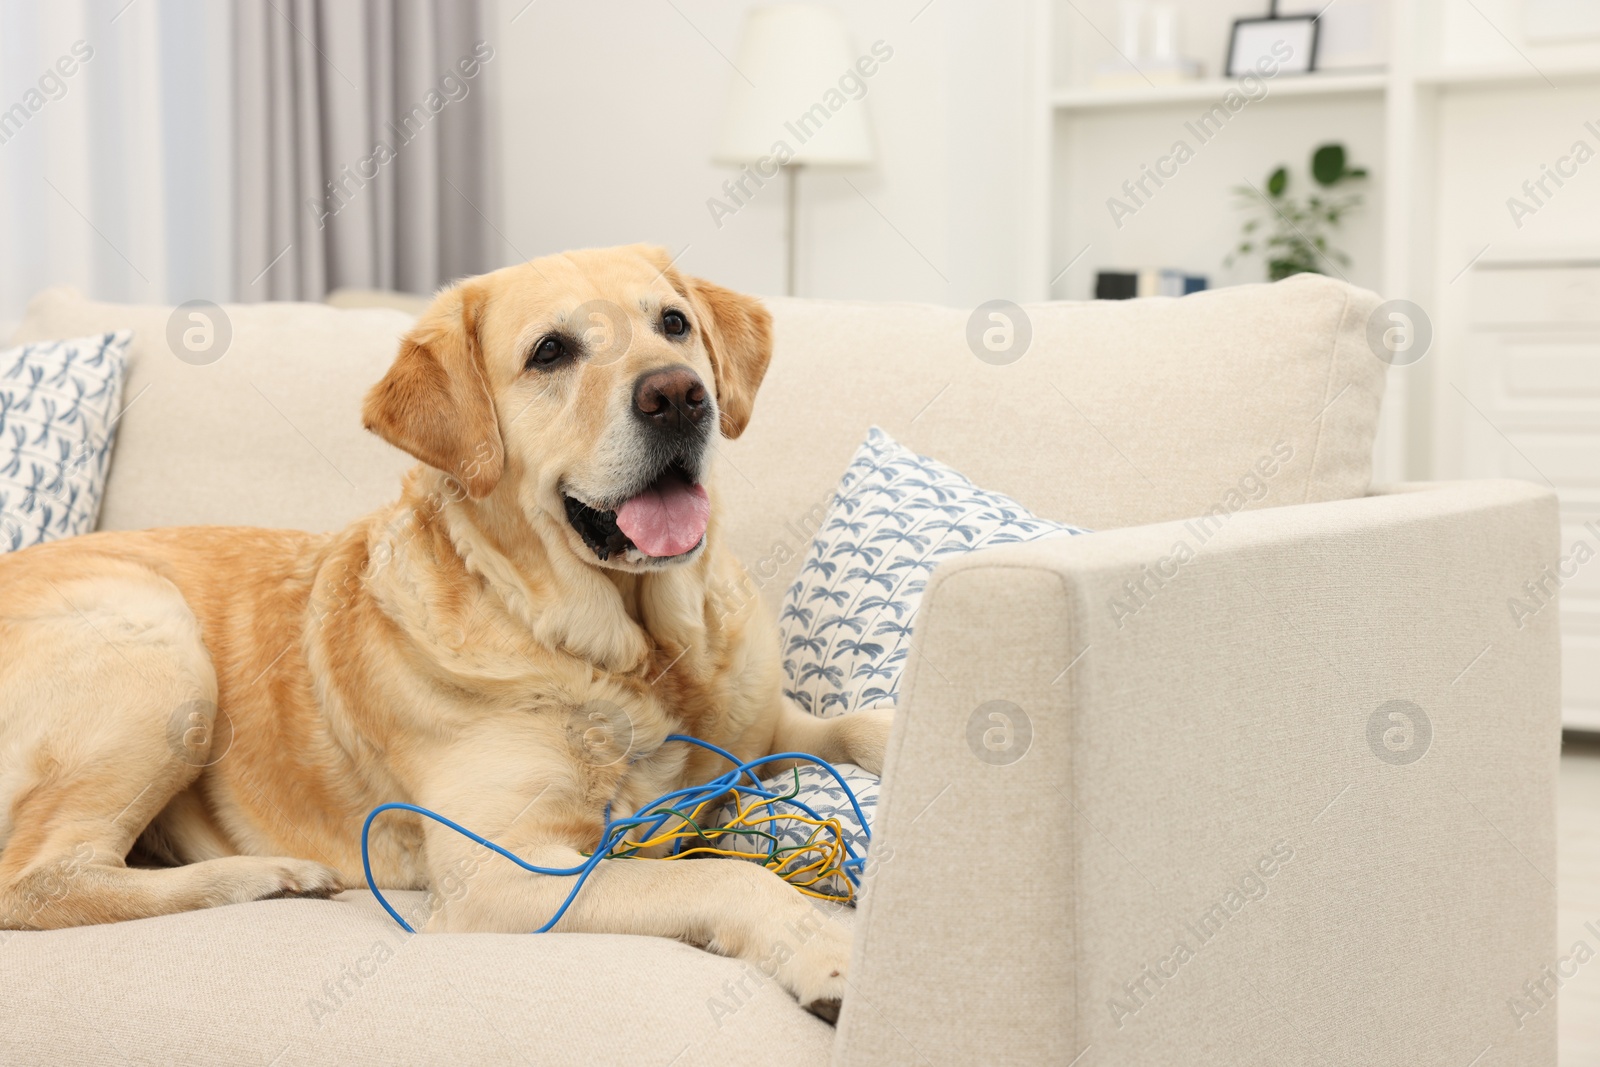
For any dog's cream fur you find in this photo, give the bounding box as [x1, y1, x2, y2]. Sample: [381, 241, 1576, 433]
[0, 246, 890, 1016]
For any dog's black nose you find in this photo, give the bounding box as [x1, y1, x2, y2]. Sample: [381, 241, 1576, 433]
[633, 366, 708, 434]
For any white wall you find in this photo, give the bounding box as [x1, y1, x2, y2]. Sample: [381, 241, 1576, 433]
[491, 0, 1035, 306]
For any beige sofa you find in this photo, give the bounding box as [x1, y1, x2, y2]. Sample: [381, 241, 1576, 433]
[2, 277, 1559, 1066]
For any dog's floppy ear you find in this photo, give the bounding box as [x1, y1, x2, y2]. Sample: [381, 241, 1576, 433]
[637, 247, 772, 440]
[362, 281, 504, 498]
[688, 276, 772, 439]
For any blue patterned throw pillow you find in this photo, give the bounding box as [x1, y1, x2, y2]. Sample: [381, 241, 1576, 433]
[781, 426, 1089, 718]
[0, 332, 131, 553]
[740, 427, 1088, 902]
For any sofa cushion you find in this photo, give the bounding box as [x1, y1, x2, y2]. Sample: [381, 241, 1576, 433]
[6, 277, 1386, 565]
[6, 288, 417, 534]
[0, 891, 837, 1066]
[325, 287, 432, 316]
[0, 331, 130, 551]
[721, 274, 1386, 594]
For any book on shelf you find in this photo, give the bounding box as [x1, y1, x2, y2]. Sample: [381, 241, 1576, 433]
[1095, 269, 1208, 300]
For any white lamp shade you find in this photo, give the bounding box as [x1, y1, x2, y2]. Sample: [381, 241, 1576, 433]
[713, 4, 875, 168]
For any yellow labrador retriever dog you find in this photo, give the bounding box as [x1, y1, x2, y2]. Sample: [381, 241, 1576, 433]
[0, 245, 891, 1019]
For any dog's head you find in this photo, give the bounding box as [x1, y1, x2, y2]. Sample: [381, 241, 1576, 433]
[362, 245, 772, 572]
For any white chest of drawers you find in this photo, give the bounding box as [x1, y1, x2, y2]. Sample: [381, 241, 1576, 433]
[1467, 262, 1600, 731]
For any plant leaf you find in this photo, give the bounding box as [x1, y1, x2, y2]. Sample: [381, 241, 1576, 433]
[1312, 143, 1346, 186]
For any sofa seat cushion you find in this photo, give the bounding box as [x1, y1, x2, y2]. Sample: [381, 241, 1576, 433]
[0, 892, 836, 1066]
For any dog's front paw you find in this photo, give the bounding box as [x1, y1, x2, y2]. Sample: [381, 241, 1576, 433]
[251, 858, 344, 901]
[845, 704, 895, 776]
[199, 856, 344, 907]
[773, 911, 852, 1022]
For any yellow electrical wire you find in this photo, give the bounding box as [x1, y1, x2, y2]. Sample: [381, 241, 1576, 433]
[604, 783, 857, 903]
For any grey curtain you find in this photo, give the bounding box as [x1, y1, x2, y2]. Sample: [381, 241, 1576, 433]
[234, 0, 498, 301]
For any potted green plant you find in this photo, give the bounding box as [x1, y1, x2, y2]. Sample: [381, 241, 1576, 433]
[1228, 143, 1368, 282]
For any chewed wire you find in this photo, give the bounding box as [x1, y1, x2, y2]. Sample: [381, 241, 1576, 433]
[361, 733, 871, 935]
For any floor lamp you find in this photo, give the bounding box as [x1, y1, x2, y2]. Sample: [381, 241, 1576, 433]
[713, 4, 875, 298]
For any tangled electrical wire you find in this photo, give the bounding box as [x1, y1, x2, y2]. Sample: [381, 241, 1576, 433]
[362, 733, 871, 934]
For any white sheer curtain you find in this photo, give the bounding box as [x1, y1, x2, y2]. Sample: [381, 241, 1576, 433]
[0, 0, 233, 328]
[0, 0, 497, 330]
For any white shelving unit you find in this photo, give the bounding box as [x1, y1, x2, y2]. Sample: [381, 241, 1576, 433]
[1027, 0, 1600, 477]
[1413, 61, 1600, 85]
[1026, 0, 1600, 729]
[1049, 71, 1389, 110]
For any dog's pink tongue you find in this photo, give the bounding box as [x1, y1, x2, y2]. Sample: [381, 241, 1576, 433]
[614, 477, 709, 558]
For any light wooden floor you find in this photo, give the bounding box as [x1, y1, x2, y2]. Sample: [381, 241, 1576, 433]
[1561, 736, 1600, 1065]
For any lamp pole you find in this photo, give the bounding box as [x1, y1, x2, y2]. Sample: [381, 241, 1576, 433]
[784, 163, 802, 298]
[712, 7, 871, 298]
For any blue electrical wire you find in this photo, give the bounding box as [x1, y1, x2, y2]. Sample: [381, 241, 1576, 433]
[360, 733, 872, 935]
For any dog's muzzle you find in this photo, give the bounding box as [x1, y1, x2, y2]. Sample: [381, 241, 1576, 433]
[563, 367, 715, 563]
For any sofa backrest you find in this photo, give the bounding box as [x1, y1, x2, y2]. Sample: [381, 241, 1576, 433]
[8, 276, 1386, 593]
[8, 288, 416, 534]
[722, 275, 1385, 589]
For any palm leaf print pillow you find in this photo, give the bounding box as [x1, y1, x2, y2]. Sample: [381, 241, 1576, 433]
[781, 426, 1089, 718]
[726, 428, 1088, 908]
[0, 332, 131, 553]
[738, 428, 1087, 902]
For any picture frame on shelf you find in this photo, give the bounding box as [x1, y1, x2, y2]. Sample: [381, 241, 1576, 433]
[1225, 14, 1318, 77]
[1276, 0, 1388, 70]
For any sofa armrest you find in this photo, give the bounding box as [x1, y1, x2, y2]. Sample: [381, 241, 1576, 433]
[834, 481, 1560, 1067]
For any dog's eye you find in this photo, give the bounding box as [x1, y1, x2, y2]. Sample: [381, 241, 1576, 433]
[662, 310, 689, 338]
[527, 336, 567, 369]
